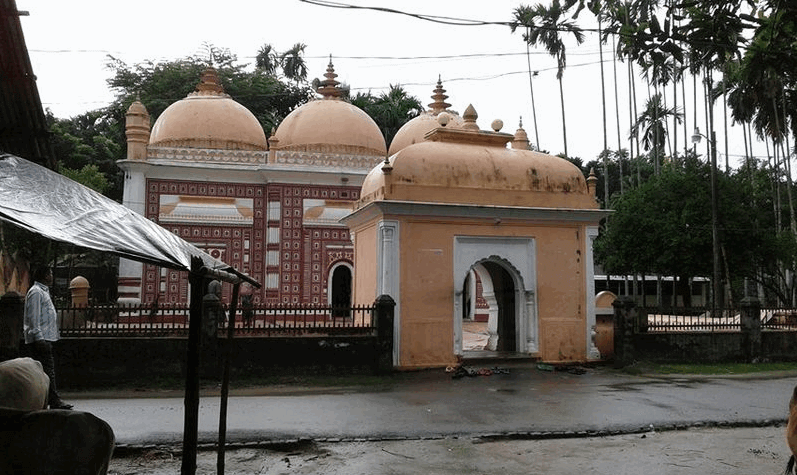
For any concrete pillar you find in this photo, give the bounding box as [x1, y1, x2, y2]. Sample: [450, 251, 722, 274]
[612, 296, 636, 368]
[740, 297, 761, 362]
[69, 276, 90, 307]
[374, 294, 395, 374]
[0, 292, 24, 361]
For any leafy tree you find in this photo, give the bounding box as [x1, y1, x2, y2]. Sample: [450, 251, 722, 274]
[45, 44, 315, 205]
[350, 85, 423, 148]
[105, 48, 313, 135]
[596, 156, 786, 305]
[48, 110, 124, 201]
[58, 164, 110, 194]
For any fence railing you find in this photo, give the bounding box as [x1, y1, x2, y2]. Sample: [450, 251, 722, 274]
[57, 302, 376, 338]
[638, 306, 797, 333]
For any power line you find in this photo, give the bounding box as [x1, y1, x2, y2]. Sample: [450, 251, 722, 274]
[298, 0, 513, 27]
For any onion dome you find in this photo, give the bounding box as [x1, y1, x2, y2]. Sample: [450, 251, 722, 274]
[388, 77, 464, 156]
[360, 105, 597, 210]
[271, 60, 386, 156]
[148, 67, 267, 151]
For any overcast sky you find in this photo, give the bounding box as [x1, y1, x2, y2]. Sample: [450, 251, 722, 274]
[17, 0, 757, 166]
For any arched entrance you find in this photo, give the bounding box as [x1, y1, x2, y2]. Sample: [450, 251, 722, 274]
[328, 262, 352, 317]
[462, 262, 517, 353]
[453, 236, 538, 358]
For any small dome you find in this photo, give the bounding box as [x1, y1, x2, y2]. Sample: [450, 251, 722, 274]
[388, 77, 463, 156]
[126, 100, 148, 116]
[360, 106, 596, 210]
[69, 276, 89, 290]
[149, 68, 267, 151]
[272, 60, 386, 156]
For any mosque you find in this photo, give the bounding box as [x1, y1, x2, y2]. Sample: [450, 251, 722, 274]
[116, 62, 610, 368]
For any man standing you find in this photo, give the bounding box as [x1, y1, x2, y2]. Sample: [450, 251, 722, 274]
[23, 266, 72, 410]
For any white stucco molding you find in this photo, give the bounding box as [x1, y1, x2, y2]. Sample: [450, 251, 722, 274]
[343, 200, 611, 224]
[376, 220, 401, 366]
[453, 236, 538, 356]
[585, 226, 601, 360]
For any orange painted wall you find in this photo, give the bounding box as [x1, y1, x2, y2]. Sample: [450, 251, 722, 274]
[351, 221, 378, 307]
[388, 216, 590, 368]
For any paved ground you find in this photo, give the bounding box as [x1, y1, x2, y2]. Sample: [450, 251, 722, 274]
[107, 426, 790, 474]
[61, 362, 797, 474]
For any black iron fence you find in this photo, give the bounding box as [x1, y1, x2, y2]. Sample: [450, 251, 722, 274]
[57, 302, 376, 338]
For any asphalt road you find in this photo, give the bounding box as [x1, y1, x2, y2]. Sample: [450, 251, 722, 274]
[64, 364, 797, 448]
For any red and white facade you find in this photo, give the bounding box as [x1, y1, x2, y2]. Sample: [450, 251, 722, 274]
[117, 65, 385, 305]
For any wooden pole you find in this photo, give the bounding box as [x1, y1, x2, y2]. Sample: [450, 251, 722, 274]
[181, 256, 205, 475]
[217, 282, 240, 475]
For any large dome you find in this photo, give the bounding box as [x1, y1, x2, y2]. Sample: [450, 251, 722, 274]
[271, 61, 386, 157]
[149, 68, 267, 151]
[388, 78, 463, 156]
[360, 105, 597, 210]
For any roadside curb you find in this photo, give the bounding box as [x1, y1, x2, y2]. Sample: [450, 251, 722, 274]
[112, 417, 788, 457]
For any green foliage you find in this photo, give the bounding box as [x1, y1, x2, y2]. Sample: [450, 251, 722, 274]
[48, 110, 124, 201]
[45, 43, 315, 205]
[105, 47, 313, 136]
[350, 85, 423, 148]
[58, 163, 110, 194]
[595, 155, 795, 304]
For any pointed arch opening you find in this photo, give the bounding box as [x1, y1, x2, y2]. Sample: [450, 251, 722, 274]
[328, 261, 352, 318]
[453, 236, 538, 359]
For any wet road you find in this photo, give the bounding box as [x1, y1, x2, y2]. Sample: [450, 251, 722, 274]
[66, 364, 797, 447]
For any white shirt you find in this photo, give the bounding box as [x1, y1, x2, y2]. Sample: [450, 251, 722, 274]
[24, 281, 60, 343]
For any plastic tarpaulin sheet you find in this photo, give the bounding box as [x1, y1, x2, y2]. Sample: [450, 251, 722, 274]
[0, 153, 257, 285]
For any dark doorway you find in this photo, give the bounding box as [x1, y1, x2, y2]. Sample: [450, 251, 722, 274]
[483, 262, 516, 352]
[330, 265, 352, 317]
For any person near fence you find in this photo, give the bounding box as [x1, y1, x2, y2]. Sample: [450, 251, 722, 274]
[23, 266, 72, 410]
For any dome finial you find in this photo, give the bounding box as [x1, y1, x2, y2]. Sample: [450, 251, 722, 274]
[462, 104, 479, 130]
[428, 76, 451, 114]
[195, 67, 224, 95]
[512, 117, 530, 149]
[317, 56, 342, 99]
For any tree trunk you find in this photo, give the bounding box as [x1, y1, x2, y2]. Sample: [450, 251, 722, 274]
[558, 76, 568, 157]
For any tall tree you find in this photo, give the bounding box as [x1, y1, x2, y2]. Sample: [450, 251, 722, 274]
[512, 0, 585, 157]
[630, 93, 683, 166]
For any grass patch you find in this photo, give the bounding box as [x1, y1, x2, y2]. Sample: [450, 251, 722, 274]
[626, 361, 797, 375]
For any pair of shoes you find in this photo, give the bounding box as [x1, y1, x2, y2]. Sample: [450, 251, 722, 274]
[51, 402, 73, 410]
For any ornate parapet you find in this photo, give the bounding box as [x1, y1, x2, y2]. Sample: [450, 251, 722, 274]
[147, 147, 266, 165]
[271, 149, 384, 170]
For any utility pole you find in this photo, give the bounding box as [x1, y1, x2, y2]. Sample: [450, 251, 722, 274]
[710, 130, 722, 313]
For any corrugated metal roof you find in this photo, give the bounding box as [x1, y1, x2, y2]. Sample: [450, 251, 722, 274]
[0, 0, 56, 169]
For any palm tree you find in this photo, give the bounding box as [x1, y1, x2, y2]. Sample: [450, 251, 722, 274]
[630, 93, 682, 163]
[280, 43, 308, 84]
[350, 85, 423, 148]
[372, 85, 424, 148]
[255, 44, 278, 75]
[513, 1, 585, 157]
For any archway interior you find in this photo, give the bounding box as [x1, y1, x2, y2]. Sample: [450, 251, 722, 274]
[330, 265, 352, 317]
[462, 262, 516, 353]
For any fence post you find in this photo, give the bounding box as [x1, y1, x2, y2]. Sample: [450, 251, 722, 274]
[0, 291, 24, 361]
[612, 296, 636, 368]
[374, 294, 395, 374]
[201, 281, 223, 377]
[740, 297, 761, 363]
